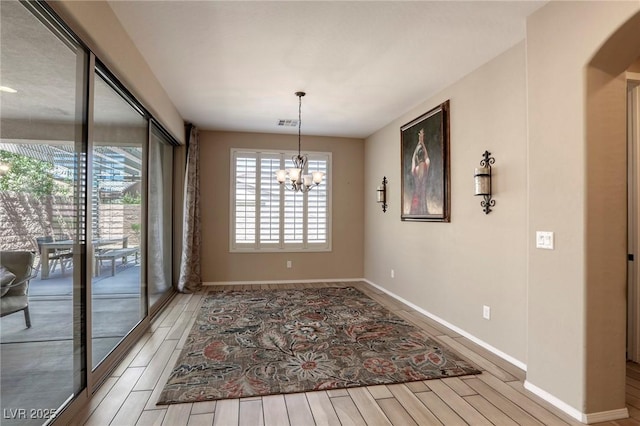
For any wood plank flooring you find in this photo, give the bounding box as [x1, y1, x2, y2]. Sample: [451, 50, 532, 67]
[69, 281, 640, 425]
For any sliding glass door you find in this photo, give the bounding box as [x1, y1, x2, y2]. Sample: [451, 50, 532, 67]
[0, 1, 87, 423]
[90, 71, 147, 369]
[1, 1, 178, 421]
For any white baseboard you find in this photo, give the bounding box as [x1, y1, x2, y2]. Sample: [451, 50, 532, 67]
[203, 278, 365, 286]
[524, 380, 628, 424]
[363, 279, 527, 371]
[524, 381, 584, 421]
[583, 408, 629, 424]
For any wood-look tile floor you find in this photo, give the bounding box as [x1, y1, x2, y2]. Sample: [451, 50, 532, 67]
[70, 282, 640, 425]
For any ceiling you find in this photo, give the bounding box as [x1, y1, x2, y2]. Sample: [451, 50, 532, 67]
[108, 1, 545, 139]
[0, 0, 152, 132]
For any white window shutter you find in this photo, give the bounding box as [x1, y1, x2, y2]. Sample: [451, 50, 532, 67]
[259, 155, 281, 245]
[306, 158, 327, 244]
[231, 149, 330, 251]
[233, 153, 256, 244]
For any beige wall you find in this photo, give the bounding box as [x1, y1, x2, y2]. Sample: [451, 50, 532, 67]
[48, 1, 185, 144]
[365, 1, 640, 418]
[364, 43, 528, 362]
[527, 1, 640, 415]
[200, 131, 364, 283]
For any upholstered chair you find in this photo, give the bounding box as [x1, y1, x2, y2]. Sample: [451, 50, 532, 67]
[0, 251, 36, 328]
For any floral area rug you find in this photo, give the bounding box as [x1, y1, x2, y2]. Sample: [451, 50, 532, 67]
[157, 286, 481, 404]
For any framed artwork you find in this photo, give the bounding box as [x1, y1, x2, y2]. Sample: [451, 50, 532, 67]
[400, 100, 450, 222]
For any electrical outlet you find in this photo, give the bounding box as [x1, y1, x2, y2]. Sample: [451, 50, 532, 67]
[483, 305, 491, 320]
[390, 269, 395, 278]
[286, 260, 292, 269]
[536, 231, 554, 250]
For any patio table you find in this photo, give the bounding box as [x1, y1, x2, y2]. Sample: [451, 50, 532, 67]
[40, 237, 129, 279]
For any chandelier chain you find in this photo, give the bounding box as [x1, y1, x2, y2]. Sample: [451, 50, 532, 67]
[298, 93, 302, 156]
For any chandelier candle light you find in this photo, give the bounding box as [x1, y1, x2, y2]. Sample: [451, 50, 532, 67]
[275, 92, 324, 192]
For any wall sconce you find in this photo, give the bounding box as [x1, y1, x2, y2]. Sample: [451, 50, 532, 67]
[474, 151, 495, 214]
[377, 176, 388, 213]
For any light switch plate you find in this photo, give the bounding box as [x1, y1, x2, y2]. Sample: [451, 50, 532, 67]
[536, 231, 554, 250]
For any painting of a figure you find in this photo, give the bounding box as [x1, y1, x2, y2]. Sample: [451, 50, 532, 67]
[400, 100, 450, 222]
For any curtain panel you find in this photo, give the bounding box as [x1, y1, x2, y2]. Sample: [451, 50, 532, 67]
[177, 125, 202, 292]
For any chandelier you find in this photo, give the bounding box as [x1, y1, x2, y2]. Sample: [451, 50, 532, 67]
[275, 91, 324, 192]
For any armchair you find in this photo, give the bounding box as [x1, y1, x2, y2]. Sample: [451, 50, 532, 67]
[1, 251, 36, 328]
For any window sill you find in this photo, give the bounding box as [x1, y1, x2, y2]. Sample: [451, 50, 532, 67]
[229, 246, 332, 254]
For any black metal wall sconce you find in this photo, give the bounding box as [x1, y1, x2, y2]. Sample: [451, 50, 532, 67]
[474, 151, 495, 214]
[377, 176, 388, 213]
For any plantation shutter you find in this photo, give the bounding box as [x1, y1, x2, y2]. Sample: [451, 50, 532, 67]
[283, 157, 304, 246]
[233, 152, 256, 246]
[306, 158, 328, 244]
[231, 149, 330, 251]
[259, 154, 281, 245]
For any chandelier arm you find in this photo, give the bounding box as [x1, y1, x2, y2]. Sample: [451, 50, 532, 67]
[279, 180, 319, 193]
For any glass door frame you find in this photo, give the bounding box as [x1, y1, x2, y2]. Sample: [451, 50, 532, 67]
[85, 59, 153, 393]
[627, 74, 640, 362]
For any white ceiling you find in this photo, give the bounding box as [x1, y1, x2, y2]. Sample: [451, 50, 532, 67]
[108, 1, 546, 139]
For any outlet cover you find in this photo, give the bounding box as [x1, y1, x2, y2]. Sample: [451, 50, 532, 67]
[483, 305, 491, 320]
[536, 231, 554, 250]
[390, 269, 395, 278]
[286, 260, 292, 269]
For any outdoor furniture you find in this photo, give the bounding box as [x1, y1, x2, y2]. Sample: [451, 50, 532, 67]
[1, 251, 36, 328]
[95, 247, 139, 277]
[95, 247, 140, 277]
[35, 236, 73, 278]
[38, 236, 129, 279]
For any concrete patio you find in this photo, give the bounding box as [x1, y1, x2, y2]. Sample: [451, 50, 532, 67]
[0, 261, 142, 426]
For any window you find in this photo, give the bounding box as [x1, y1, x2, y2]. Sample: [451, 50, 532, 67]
[231, 149, 331, 251]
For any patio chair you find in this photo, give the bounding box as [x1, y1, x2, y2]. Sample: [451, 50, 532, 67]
[35, 236, 73, 276]
[1, 251, 36, 328]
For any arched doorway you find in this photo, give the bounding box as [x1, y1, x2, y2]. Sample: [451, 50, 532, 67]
[585, 9, 640, 416]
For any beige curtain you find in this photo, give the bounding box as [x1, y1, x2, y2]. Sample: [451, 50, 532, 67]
[177, 125, 201, 293]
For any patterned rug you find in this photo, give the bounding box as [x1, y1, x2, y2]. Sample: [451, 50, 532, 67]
[157, 286, 480, 404]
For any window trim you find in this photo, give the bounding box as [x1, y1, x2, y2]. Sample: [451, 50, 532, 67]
[229, 148, 332, 253]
